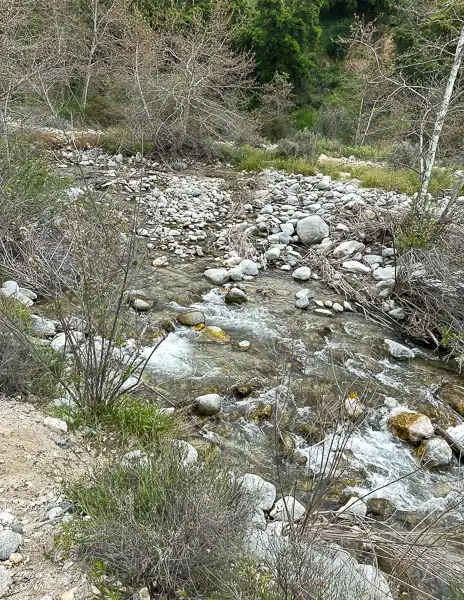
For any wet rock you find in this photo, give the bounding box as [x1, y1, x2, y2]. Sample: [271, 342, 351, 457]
[332, 241, 365, 259]
[0, 531, 22, 561]
[225, 288, 248, 304]
[388, 410, 434, 442]
[296, 215, 329, 245]
[418, 437, 453, 468]
[238, 473, 276, 511]
[200, 326, 230, 343]
[292, 266, 311, 281]
[270, 496, 305, 521]
[384, 338, 414, 359]
[195, 393, 222, 416]
[337, 496, 367, 519]
[236, 340, 251, 351]
[204, 268, 230, 285]
[366, 497, 396, 519]
[177, 310, 205, 326]
[229, 266, 244, 282]
[438, 382, 464, 416]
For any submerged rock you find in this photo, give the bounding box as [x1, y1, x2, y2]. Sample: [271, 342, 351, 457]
[225, 288, 248, 304]
[388, 410, 434, 442]
[200, 326, 230, 343]
[438, 382, 464, 416]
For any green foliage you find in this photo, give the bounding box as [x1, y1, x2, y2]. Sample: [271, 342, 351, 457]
[61, 450, 250, 597]
[292, 106, 318, 130]
[64, 394, 180, 448]
[221, 144, 317, 174]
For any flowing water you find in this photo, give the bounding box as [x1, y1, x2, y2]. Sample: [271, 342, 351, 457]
[139, 258, 464, 517]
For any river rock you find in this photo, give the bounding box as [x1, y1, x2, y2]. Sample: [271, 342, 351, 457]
[373, 266, 396, 281]
[238, 473, 276, 511]
[0, 530, 22, 560]
[295, 289, 314, 300]
[332, 241, 365, 259]
[296, 216, 329, 245]
[356, 565, 393, 600]
[337, 496, 367, 519]
[419, 437, 453, 468]
[195, 393, 222, 416]
[295, 296, 310, 309]
[270, 496, 305, 521]
[177, 310, 205, 326]
[437, 382, 464, 415]
[239, 259, 259, 276]
[384, 339, 414, 359]
[225, 288, 248, 304]
[317, 176, 331, 190]
[342, 260, 371, 275]
[264, 248, 280, 261]
[204, 268, 230, 285]
[366, 497, 396, 519]
[0, 288, 33, 306]
[292, 266, 311, 281]
[0, 566, 12, 597]
[314, 308, 333, 317]
[388, 410, 434, 442]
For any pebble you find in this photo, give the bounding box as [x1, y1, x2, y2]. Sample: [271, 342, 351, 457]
[314, 308, 333, 317]
[8, 553, 22, 564]
[295, 297, 310, 309]
[332, 302, 344, 312]
[292, 266, 311, 281]
[195, 393, 222, 416]
[237, 340, 251, 351]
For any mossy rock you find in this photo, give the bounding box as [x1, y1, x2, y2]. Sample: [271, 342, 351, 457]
[199, 326, 230, 343]
[387, 411, 433, 442]
[366, 497, 396, 520]
[250, 404, 272, 422]
[295, 422, 325, 444]
[437, 382, 464, 417]
[278, 432, 296, 458]
[234, 384, 254, 398]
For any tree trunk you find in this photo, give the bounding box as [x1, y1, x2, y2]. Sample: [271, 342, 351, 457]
[419, 25, 464, 201]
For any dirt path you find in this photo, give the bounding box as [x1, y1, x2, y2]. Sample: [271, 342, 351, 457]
[0, 398, 92, 600]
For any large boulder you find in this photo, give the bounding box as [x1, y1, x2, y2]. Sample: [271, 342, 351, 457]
[388, 410, 434, 442]
[296, 216, 329, 246]
[418, 437, 453, 468]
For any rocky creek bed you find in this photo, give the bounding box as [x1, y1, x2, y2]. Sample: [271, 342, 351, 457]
[2, 146, 464, 598]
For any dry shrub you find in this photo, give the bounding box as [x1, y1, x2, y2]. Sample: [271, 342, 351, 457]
[118, 3, 256, 155]
[63, 449, 251, 597]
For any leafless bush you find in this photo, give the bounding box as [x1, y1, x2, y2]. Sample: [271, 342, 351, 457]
[118, 3, 256, 155]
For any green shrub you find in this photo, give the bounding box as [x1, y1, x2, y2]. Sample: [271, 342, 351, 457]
[291, 107, 318, 130]
[62, 451, 251, 597]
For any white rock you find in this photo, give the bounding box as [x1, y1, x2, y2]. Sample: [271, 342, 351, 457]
[373, 266, 396, 281]
[343, 301, 354, 312]
[270, 496, 305, 521]
[47, 506, 64, 520]
[1, 281, 19, 294]
[195, 393, 222, 416]
[173, 440, 198, 466]
[356, 565, 394, 600]
[43, 417, 68, 433]
[0, 512, 13, 526]
[332, 241, 365, 259]
[344, 395, 364, 419]
[238, 473, 276, 511]
[295, 297, 310, 309]
[337, 496, 367, 519]
[239, 259, 259, 276]
[384, 339, 414, 359]
[295, 289, 313, 300]
[332, 302, 344, 312]
[204, 268, 230, 285]
[31, 315, 56, 337]
[420, 437, 453, 468]
[314, 308, 333, 317]
[342, 260, 371, 275]
[264, 248, 280, 261]
[296, 216, 329, 246]
[0, 566, 12, 598]
[292, 266, 311, 281]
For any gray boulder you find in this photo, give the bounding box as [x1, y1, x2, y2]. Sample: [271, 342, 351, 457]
[239, 259, 259, 276]
[238, 473, 276, 511]
[177, 310, 205, 326]
[204, 268, 230, 285]
[225, 288, 248, 304]
[296, 216, 329, 246]
[195, 393, 222, 416]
